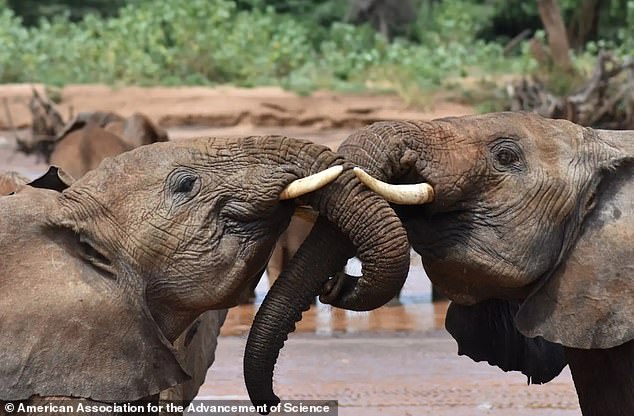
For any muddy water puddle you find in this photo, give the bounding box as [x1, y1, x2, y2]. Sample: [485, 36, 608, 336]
[223, 254, 441, 336]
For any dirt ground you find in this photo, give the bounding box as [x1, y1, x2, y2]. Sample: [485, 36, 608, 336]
[0, 83, 472, 131]
[0, 84, 581, 415]
[210, 313, 580, 416]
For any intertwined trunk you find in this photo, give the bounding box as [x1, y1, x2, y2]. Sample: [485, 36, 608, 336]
[243, 141, 411, 409]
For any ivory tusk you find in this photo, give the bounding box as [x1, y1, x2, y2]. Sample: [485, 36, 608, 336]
[353, 167, 434, 205]
[279, 165, 344, 200]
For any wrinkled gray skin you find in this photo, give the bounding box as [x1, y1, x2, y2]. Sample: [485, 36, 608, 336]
[49, 112, 168, 179]
[34, 109, 210, 402]
[235, 210, 316, 305]
[328, 112, 633, 416]
[0, 136, 409, 411]
[2, 169, 223, 408]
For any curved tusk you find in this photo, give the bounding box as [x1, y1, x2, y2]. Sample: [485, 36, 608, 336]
[279, 165, 344, 200]
[353, 167, 434, 205]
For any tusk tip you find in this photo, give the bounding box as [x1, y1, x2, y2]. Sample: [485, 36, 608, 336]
[279, 165, 344, 200]
[353, 165, 434, 205]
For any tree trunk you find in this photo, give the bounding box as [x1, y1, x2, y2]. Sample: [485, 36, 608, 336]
[537, 0, 573, 72]
[567, 0, 601, 50]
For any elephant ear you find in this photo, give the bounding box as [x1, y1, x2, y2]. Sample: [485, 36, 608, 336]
[517, 161, 633, 349]
[0, 189, 189, 401]
[28, 166, 75, 191]
[445, 299, 567, 384]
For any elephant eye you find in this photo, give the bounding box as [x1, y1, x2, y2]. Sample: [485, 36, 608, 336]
[176, 176, 197, 193]
[496, 148, 518, 166]
[166, 169, 201, 204]
[490, 139, 525, 172]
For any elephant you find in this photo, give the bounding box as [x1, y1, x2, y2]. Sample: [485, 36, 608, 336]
[49, 112, 168, 179]
[57, 111, 169, 149]
[20, 91, 168, 167]
[1, 168, 224, 406]
[0, 135, 410, 410]
[25, 101, 214, 403]
[297, 111, 630, 416]
[0, 171, 28, 195]
[49, 123, 131, 179]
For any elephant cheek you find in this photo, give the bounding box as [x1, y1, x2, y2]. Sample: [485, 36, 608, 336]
[424, 261, 482, 305]
[425, 257, 535, 305]
[215, 235, 241, 270]
[202, 235, 270, 307]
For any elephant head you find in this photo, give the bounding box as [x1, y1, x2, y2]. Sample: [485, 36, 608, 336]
[0, 135, 408, 403]
[326, 112, 632, 374]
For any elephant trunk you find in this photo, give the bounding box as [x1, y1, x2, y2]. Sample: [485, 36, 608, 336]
[310, 121, 437, 304]
[337, 121, 430, 183]
[244, 153, 410, 409]
[244, 218, 351, 411]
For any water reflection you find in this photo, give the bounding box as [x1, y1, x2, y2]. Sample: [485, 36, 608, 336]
[221, 301, 449, 337]
[221, 253, 448, 336]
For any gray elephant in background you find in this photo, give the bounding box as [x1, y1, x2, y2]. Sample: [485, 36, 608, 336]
[320, 112, 630, 416]
[0, 135, 410, 409]
[22, 90, 168, 164]
[49, 111, 168, 179]
[56, 111, 169, 149]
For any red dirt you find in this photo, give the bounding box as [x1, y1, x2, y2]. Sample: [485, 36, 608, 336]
[0, 84, 473, 131]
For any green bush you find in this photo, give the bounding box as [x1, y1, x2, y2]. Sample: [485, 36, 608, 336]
[0, 0, 516, 100]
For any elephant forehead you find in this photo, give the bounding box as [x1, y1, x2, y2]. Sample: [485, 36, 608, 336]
[441, 112, 578, 141]
[442, 113, 583, 168]
[77, 143, 204, 184]
[104, 136, 267, 169]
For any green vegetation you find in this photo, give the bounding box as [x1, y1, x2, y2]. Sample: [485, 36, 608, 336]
[1, 0, 634, 105]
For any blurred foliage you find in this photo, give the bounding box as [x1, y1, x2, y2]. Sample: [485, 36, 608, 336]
[235, 0, 347, 27]
[1, 0, 634, 105]
[0, 0, 511, 96]
[7, 0, 127, 26]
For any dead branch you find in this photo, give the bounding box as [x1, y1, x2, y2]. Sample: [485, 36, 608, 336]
[507, 53, 634, 130]
[504, 29, 532, 56]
